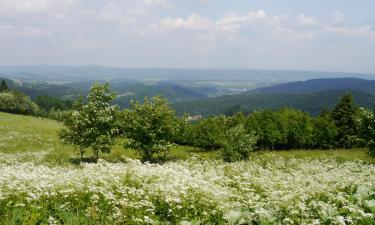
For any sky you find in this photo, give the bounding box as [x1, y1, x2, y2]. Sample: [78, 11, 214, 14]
[0, 0, 375, 73]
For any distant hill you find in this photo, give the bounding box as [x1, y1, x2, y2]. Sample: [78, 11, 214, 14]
[1, 65, 375, 82]
[0, 77, 78, 99]
[0, 77, 216, 105]
[249, 78, 375, 94]
[112, 82, 216, 108]
[173, 90, 375, 116]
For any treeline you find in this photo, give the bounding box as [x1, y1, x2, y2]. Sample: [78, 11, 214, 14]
[57, 82, 375, 163]
[178, 93, 365, 151]
[2, 80, 375, 162]
[0, 79, 74, 119]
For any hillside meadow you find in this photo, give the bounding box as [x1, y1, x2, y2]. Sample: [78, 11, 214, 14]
[0, 112, 375, 224]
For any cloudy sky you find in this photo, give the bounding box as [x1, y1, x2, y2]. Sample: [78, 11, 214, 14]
[0, 0, 375, 73]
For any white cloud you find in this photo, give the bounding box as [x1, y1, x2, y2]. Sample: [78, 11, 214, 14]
[0, 0, 50, 15]
[0, 0, 75, 16]
[154, 10, 317, 42]
[159, 14, 214, 31]
[332, 10, 344, 24]
[142, 0, 168, 7]
[0, 24, 53, 37]
[273, 26, 315, 41]
[296, 14, 318, 26]
[325, 25, 375, 39]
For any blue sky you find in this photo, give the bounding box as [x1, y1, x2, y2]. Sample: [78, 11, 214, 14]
[0, 0, 375, 73]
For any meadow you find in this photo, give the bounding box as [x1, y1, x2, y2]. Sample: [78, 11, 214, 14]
[0, 112, 375, 224]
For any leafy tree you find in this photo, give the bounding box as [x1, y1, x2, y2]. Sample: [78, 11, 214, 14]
[358, 107, 375, 156]
[119, 96, 181, 162]
[59, 83, 119, 162]
[331, 93, 360, 148]
[0, 80, 8, 92]
[312, 110, 338, 149]
[221, 125, 257, 162]
[279, 108, 315, 149]
[245, 110, 286, 150]
[246, 108, 315, 150]
[190, 116, 226, 150]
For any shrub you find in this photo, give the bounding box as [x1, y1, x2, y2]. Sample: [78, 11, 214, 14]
[221, 125, 257, 162]
[0, 91, 40, 115]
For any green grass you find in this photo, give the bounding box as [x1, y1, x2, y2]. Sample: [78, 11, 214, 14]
[252, 149, 375, 164]
[0, 112, 374, 165]
[0, 112, 221, 164]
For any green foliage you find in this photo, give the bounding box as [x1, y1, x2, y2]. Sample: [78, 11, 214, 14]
[245, 108, 316, 150]
[358, 107, 375, 157]
[0, 91, 40, 115]
[35, 95, 73, 112]
[221, 125, 257, 162]
[331, 93, 360, 148]
[312, 110, 338, 149]
[0, 80, 8, 92]
[188, 116, 226, 151]
[119, 96, 181, 162]
[59, 83, 119, 162]
[173, 89, 375, 117]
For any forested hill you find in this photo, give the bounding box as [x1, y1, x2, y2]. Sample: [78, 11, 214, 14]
[248, 78, 375, 94]
[173, 90, 375, 116]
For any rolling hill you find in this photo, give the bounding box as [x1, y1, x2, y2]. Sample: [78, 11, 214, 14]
[173, 89, 375, 116]
[0, 77, 218, 105]
[249, 78, 375, 94]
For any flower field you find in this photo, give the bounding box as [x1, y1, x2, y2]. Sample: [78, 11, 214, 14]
[0, 155, 374, 225]
[1, 113, 375, 224]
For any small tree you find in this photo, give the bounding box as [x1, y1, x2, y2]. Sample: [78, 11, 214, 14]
[221, 125, 257, 162]
[59, 83, 119, 162]
[120, 96, 180, 162]
[0, 80, 8, 92]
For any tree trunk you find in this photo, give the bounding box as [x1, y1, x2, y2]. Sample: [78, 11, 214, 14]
[80, 147, 83, 163]
[94, 150, 99, 163]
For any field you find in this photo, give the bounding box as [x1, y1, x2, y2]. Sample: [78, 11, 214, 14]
[0, 112, 375, 224]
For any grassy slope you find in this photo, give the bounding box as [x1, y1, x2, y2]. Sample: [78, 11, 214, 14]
[0, 112, 217, 164]
[0, 112, 374, 164]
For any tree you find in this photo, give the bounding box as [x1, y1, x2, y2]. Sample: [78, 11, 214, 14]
[59, 83, 119, 162]
[119, 96, 181, 162]
[221, 125, 257, 162]
[246, 110, 282, 150]
[358, 107, 375, 157]
[312, 110, 338, 149]
[190, 116, 226, 151]
[331, 93, 360, 148]
[0, 80, 8, 92]
[246, 108, 315, 150]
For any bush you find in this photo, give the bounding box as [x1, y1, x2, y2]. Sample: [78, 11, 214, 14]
[0, 91, 40, 115]
[221, 125, 257, 162]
